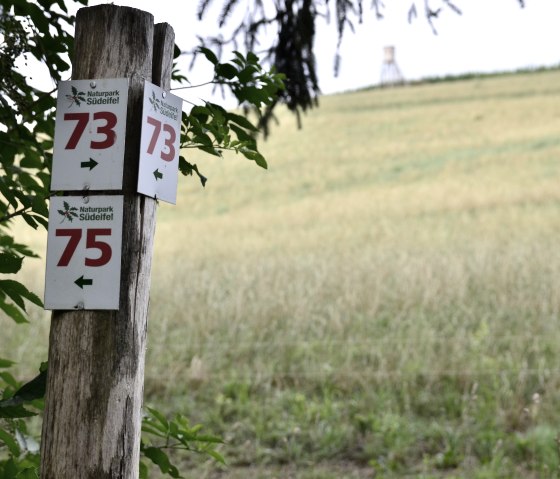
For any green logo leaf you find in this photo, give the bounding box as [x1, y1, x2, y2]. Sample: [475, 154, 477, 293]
[66, 85, 86, 108]
[58, 201, 79, 223]
[149, 90, 161, 113]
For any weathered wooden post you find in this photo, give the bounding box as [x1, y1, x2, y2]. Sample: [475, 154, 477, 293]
[40, 6, 174, 478]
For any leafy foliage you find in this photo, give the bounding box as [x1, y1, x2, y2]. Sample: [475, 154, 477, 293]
[0, 361, 43, 478]
[0, 0, 81, 232]
[179, 49, 284, 185]
[140, 408, 225, 478]
[0, 0, 79, 327]
[0, 363, 225, 478]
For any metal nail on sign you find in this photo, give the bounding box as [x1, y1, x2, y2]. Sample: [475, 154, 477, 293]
[137, 81, 182, 204]
[44, 195, 124, 310]
[51, 78, 129, 191]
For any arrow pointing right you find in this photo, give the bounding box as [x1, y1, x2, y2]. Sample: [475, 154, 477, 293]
[81, 158, 99, 170]
[75, 275, 93, 289]
[153, 169, 163, 180]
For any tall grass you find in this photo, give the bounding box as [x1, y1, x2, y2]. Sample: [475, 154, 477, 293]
[3, 70, 560, 477]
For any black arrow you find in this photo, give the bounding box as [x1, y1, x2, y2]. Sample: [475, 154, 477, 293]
[153, 169, 163, 180]
[75, 275, 93, 289]
[81, 158, 98, 170]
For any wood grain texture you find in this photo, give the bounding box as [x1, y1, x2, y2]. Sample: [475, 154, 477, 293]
[152, 23, 175, 91]
[40, 6, 174, 478]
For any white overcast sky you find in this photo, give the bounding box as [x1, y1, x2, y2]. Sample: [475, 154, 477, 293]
[54, 0, 560, 104]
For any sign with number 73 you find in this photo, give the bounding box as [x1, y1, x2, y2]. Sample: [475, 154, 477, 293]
[51, 78, 129, 191]
[137, 80, 182, 204]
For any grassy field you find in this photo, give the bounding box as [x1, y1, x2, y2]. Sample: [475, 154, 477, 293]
[3, 69, 560, 478]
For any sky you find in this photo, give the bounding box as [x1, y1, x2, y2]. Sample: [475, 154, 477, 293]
[35, 0, 560, 105]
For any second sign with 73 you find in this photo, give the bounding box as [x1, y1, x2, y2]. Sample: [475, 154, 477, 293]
[137, 81, 182, 204]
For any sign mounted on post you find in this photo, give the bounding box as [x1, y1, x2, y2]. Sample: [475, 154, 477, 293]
[137, 80, 182, 204]
[44, 195, 124, 310]
[51, 78, 128, 191]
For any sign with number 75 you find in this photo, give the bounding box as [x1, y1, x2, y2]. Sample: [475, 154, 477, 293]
[44, 195, 124, 310]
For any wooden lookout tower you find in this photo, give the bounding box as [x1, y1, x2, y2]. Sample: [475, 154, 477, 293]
[380, 46, 404, 86]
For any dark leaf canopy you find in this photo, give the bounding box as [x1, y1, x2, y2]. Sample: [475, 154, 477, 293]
[197, 0, 524, 129]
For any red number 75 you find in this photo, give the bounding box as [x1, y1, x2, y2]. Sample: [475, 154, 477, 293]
[56, 228, 113, 267]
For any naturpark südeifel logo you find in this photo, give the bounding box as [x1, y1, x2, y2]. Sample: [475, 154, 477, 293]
[66, 86, 86, 108]
[58, 201, 79, 223]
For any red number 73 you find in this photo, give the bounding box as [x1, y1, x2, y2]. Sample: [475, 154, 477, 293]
[145, 116, 176, 162]
[64, 112, 117, 150]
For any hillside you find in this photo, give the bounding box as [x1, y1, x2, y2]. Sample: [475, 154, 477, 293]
[5, 69, 560, 478]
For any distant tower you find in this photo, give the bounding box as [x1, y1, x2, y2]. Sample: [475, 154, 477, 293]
[380, 46, 404, 86]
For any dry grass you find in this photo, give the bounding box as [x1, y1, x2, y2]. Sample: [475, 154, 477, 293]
[147, 69, 560, 388]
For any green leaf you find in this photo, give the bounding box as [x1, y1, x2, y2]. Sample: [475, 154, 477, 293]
[230, 124, 253, 143]
[205, 449, 226, 464]
[247, 51, 259, 64]
[0, 299, 28, 324]
[241, 149, 268, 169]
[0, 427, 20, 456]
[0, 371, 18, 389]
[37, 172, 51, 188]
[234, 84, 277, 107]
[255, 154, 268, 169]
[142, 447, 181, 478]
[198, 46, 218, 65]
[227, 112, 258, 132]
[141, 423, 167, 439]
[216, 63, 238, 80]
[0, 281, 25, 310]
[0, 181, 19, 210]
[139, 460, 148, 479]
[231, 51, 246, 66]
[237, 65, 258, 83]
[0, 358, 16, 368]
[16, 468, 39, 479]
[178, 158, 207, 187]
[0, 280, 43, 308]
[0, 253, 23, 274]
[198, 146, 222, 157]
[31, 196, 49, 217]
[20, 150, 43, 169]
[0, 404, 36, 419]
[21, 214, 38, 230]
[147, 407, 169, 430]
[33, 215, 49, 230]
[191, 131, 214, 148]
[1, 457, 18, 477]
[6, 369, 47, 404]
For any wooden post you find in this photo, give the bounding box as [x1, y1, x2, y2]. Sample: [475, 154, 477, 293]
[40, 6, 175, 478]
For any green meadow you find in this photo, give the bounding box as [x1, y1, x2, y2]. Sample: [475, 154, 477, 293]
[4, 69, 560, 478]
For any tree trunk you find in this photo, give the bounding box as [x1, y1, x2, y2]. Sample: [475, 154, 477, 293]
[40, 6, 175, 478]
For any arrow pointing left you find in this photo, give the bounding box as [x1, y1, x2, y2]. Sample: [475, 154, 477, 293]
[81, 158, 99, 170]
[153, 169, 163, 180]
[75, 275, 93, 289]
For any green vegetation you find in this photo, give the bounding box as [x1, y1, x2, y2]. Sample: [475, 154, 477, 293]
[4, 69, 560, 478]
